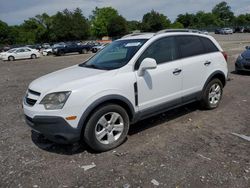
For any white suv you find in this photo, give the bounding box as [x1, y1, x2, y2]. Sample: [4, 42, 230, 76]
[23, 30, 228, 152]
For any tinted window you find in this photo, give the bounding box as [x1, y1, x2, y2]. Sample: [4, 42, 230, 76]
[200, 37, 219, 53]
[176, 36, 206, 58]
[80, 39, 147, 70]
[136, 37, 178, 69]
[16, 49, 25, 53]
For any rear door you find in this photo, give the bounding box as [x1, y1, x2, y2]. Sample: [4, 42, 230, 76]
[176, 35, 216, 102]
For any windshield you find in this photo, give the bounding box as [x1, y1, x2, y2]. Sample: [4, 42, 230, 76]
[7, 49, 16, 53]
[79, 39, 147, 70]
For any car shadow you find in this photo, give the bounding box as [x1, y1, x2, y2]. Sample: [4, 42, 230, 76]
[31, 102, 200, 155]
[129, 102, 199, 135]
[231, 70, 250, 76]
[31, 130, 96, 155]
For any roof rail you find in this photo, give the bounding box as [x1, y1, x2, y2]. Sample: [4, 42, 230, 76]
[122, 32, 154, 39]
[154, 29, 202, 35]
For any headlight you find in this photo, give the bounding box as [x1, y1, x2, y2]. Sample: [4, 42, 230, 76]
[54, 48, 58, 52]
[40, 91, 71, 110]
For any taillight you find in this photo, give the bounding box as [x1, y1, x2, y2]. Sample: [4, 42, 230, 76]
[222, 51, 228, 62]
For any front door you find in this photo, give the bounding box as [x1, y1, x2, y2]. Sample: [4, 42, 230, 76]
[135, 37, 183, 114]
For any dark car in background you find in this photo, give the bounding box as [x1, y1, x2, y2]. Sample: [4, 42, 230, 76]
[52, 42, 92, 56]
[235, 46, 250, 73]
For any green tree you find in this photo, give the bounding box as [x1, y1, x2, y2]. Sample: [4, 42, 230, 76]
[212, 1, 234, 26]
[234, 14, 250, 26]
[176, 13, 195, 28]
[51, 8, 90, 41]
[141, 10, 170, 32]
[127, 20, 141, 32]
[0, 20, 10, 44]
[91, 7, 120, 38]
[170, 21, 184, 29]
[107, 15, 128, 37]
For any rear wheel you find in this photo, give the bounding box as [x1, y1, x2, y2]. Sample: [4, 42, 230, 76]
[82, 49, 87, 54]
[200, 78, 223, 109]
[8, 56, 15, 61]
[84, 104, 129, 152]
[31, 54, 37, 59]
[58, 51, 64, 56]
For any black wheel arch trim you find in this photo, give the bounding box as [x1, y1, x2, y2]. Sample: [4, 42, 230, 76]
[200, 70, 226, 99]
[77, 95, 135, 133]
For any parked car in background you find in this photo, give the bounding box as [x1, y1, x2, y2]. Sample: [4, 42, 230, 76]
[221, 28, 233, 34]
[26, 44, 42, 51]
[234, 27, 245, 33]
[201, 30, 209, 35]
[235, 46, 250, 73]
[215, 28, 222, 34]
[0, 47, 40, 61]
[42, 48, 53, 56]
[52, 42, 92, 56]
[91, 43, 109, 53]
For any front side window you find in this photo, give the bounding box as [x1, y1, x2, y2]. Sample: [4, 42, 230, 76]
[135, 37, 178, 70]
[176, 36, 206, 58]
[79, 39, 147, 70]
[16, 49, 25, 53]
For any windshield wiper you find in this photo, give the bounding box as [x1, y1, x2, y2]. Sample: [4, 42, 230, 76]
[79, 63, 99, 69]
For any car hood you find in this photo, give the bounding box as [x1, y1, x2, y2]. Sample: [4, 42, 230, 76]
[29, 65, 112, 93]
[242, 50, 250, 59]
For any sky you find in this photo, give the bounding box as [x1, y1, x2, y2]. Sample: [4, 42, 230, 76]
[0, 0, 250, 25]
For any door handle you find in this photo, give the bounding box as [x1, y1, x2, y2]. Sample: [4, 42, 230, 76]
[173, 68, 182, 75]
[204, 61, 211, 66]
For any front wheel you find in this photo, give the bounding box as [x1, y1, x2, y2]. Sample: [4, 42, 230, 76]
[200, 79, 223, 109]
[31, 54, 37, 59]
[83, 104, 129, 152]
[8, 56, 15, 61]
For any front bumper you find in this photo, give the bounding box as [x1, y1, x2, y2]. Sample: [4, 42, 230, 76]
[25, 115, 81, 144]
[235, 60, 250, 72]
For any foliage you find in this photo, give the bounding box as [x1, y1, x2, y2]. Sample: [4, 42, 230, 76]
[1, 1, 250, 46]
[107, 15, 128, 37]
[51, 8, 90, 42]
[141, 10, 171, 32]
[170, 22, 184, 29]
[212, 1, 234, 25]
[90, 7, 120, 38]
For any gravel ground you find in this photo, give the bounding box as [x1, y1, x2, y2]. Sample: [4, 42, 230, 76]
[0, 34, 250, 188]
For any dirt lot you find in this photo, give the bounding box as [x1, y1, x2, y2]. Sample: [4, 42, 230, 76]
[0, 34, 250, 188]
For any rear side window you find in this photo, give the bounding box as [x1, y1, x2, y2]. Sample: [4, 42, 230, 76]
[135, 37, 178, 69]
[176, 36, 206, 58]
[200, 37, 219, 53]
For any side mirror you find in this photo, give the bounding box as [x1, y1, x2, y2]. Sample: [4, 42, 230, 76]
[246, 46, 250, 50]
[138, 58, 157, 76]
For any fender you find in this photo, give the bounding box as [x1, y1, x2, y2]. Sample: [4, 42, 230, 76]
[77, 94, 135, 132]
[200, 70, 226, 99]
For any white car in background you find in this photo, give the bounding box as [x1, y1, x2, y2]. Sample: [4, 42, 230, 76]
[221, 28, 233, 34]
[1, 47, 40, 61]
[42, 48, 53, 56]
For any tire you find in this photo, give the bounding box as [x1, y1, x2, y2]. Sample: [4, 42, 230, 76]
[31, 54, 37, 59]
[8, 56, 15, 61]
[200, 78, 223, 110]
[47, 52, 52, 56]
[84, 104, 129, 152]
[58, 51, 64, 56]
[82, 49, 87, 54]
